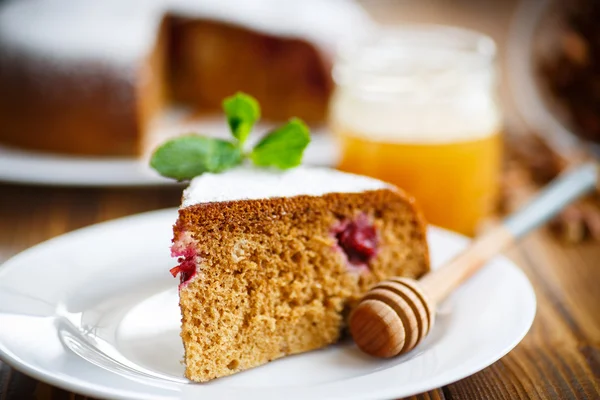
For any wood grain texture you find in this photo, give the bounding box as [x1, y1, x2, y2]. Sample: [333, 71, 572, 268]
[350, 299, 407, 358]
[434, 233, 600, 400]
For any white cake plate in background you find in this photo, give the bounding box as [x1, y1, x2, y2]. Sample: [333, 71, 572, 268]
[0, 208, 536, 400]
[0, 118, 338, 187]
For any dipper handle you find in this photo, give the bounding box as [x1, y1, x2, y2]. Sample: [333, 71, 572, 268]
[421, 162, 598, 305]
[350, 163, 598, 358]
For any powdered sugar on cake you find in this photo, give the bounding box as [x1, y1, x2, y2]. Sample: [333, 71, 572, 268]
[0, 0, 373, 69]
[181, 167, 390, 207]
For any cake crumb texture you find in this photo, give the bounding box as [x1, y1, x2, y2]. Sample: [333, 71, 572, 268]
[173, 188, 429, 382]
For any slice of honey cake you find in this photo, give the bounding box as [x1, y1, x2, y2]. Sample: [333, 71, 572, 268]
[150, 92, 430, 382]
[170, 167, 429, 382]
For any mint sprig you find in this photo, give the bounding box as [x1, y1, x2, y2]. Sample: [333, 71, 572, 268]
[150, 92, 311, 180]
[222, 92, 260, 146]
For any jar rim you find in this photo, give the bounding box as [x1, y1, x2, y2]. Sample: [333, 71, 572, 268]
[333, 24, 497, 88]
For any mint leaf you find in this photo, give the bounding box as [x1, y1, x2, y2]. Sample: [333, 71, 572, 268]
[250, 118, 310, 169]
[223, 92, 260, 145]
[150, 135, 242, 180]
[150, 94, 311, 180]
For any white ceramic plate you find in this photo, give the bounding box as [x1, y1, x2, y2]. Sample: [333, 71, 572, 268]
[0, 118, 338, 187]
[0, 209, 536, 400]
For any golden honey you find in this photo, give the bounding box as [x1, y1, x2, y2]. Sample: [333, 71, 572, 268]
[336, 129, 501, 236]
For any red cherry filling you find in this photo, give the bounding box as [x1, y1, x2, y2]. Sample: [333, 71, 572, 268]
[169, 259, 196, 285]
[333, 214, 378, 266]
[170, 246, 197, 287]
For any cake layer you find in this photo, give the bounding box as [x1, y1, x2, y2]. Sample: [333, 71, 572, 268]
[173, 186, 429, 382]
[0, 54, 140, 155]
[168, 18, 331, 124]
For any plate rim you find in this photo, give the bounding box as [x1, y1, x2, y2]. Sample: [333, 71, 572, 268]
[0, 128, 337, 187]
[0, 208, 537, 399]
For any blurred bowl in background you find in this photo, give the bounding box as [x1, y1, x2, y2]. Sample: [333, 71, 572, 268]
[508, 0, 600, 159]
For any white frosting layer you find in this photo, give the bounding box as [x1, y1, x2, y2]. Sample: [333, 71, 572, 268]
[181, 167, 389, 207]
[0, 0, 373, 67]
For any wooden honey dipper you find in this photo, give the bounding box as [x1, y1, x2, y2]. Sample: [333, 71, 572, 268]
[349, 162, 599, 358]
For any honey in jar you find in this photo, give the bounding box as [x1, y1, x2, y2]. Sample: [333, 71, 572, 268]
[331, 27, 502, 236]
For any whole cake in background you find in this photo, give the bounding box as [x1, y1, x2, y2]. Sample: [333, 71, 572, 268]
[0, 0, 372, 156]
[151, 93, 430, 382]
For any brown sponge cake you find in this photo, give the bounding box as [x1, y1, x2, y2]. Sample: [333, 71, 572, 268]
[170, 167, 429, 382]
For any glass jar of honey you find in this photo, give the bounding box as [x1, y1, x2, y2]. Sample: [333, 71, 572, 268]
[331, 26, 502, 236]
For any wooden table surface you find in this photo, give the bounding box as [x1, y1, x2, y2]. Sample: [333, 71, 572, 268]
[0, 180, 599, 400]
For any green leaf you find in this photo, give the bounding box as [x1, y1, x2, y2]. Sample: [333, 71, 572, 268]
[250, 118, 310, 169]
[222, 92, 261, 145]
[150, 135, 242, 180]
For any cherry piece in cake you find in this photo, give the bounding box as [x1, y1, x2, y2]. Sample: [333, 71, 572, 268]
[170, 246, 197, 286]
[334, 214, 378, 266]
